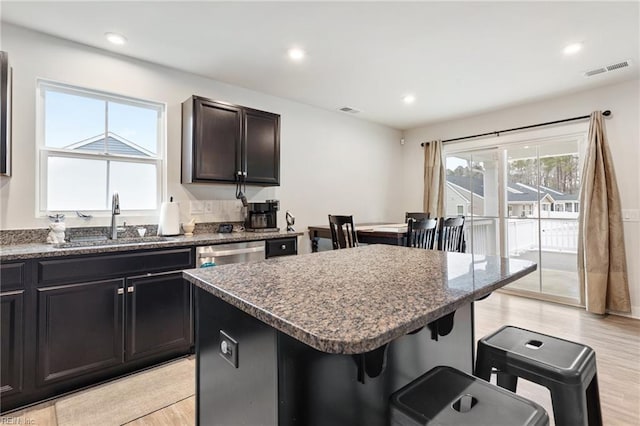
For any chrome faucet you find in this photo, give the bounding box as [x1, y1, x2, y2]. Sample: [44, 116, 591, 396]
[110, 192, 120, 239]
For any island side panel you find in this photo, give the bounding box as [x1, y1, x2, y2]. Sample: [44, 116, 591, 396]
[196, 287, 278, 426]
[277, 304, 473, 426]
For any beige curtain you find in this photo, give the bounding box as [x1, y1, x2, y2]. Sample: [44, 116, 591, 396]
[423, 140, 445, 217]
[578, 111, 631, 314]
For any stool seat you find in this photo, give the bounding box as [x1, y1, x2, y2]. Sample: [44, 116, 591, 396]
[390, 366, 549, 426]
[476, 325, 602, 426]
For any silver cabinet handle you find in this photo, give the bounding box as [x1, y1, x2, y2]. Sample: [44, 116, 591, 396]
[281, 245, 286, 250]
[117, 288, 124, 295]
[127, 286, 134, 293]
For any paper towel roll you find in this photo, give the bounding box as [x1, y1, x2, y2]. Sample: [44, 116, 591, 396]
[158, 201, 180, 236]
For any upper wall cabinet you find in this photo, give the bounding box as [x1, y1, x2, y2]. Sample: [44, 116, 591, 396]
[182, 96, 280, 186]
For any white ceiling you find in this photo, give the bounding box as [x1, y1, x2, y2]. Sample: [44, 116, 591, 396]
[2, 1, 638, 130]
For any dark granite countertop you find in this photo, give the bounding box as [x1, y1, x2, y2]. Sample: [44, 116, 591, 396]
[183, 244, 536, 355]
[0, 231, 302, 261]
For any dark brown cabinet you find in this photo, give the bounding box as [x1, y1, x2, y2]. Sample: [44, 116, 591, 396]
[1, 262, 26, 402]
[0, 248, 195, 414]
[36, 279, 124, 386]
[182, 95, 280, 186]
[126, 272, 192, 361]
[1, 291, 24, 397]
[265, 237, 298, 259]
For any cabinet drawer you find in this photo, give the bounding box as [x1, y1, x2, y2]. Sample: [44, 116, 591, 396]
[37, 248, 194, 286]
[265, 238, 297, 259]
[1, 262, 25, 291]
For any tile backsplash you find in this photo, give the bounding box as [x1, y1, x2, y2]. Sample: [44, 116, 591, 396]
[190, 199, 244, 222]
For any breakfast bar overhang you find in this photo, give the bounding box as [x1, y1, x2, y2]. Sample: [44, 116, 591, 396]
[183, 245, 536, 426]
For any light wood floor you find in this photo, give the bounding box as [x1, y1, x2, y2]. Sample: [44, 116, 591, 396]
[6, 292, 639, 425]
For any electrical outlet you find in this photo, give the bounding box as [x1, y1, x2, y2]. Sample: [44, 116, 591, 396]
[219, 330, 238, 368]
[204, 201, 214, 214]
[622, 209, 640, 222]
[190, 201, 204, 214]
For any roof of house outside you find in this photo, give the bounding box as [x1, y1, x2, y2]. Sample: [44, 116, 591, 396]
[446, 175, 579, 203]
[63, 132, 154, 157]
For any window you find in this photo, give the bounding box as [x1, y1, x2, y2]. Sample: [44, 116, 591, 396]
[444, 126, 587, 306]
[37, 81, 164, 214]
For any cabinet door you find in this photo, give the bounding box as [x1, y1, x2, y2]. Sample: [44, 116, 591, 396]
[125, 272, 192, 361]
[1, 291, 24, 397]
[194, 98, 242, 182]
[265, 237, 298, 259]
[244, 108, 280, 185]
[36, 279, 124, 386]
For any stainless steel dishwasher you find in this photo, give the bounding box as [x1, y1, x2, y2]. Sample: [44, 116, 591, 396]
[196, 240, 265, 267]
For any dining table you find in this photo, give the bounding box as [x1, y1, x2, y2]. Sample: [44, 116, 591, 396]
[307, 222, 408, 252]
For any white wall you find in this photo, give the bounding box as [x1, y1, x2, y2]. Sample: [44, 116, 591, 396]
[401, 78, 640, 317]
[0, 24, 404, 252]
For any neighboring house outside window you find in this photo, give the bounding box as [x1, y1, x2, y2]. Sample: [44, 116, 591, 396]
[37, 81, 165, 215]
[457, 204, 464, 215]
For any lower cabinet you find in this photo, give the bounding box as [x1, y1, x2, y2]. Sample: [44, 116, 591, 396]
[0, 247, 195, 414]
[36, 279, 124, 386]
[1, 290, 24, 398]
[265, 237, 298, 259]
[126, 272, 192, 361]
[1, 261, 27, 405]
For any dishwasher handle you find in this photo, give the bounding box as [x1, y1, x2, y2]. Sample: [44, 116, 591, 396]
[198, 245, 265, 258]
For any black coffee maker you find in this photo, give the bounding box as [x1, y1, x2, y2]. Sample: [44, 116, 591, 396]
[245, 200, 279, 232]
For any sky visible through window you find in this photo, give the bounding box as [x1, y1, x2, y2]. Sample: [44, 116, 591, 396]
[45, 89, 158, 153]
[42, 87, 161, 211]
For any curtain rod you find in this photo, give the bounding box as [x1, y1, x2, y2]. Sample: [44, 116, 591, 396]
[420, 110, 611, 147]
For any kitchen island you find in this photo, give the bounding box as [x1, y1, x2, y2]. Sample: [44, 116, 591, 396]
[183, 244, 536, 426]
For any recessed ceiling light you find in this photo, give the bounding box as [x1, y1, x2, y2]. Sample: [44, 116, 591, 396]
[403, 94, 416, 104]
[288, 48, 306, 62]
[105, 32, 127, 45]
[563, 42, 583, 55]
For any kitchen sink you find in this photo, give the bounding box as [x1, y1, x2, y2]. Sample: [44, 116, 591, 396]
[54, 236, 171, 248]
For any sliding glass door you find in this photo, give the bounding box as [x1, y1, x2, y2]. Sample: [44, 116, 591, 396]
[445, 135, 584, 305]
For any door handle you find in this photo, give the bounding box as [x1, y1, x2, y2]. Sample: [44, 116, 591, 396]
[117, 288, 124, 295]
[127, 286, 134, 293]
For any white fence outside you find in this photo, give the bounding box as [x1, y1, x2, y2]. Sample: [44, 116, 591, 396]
[466, 218, 579, 255]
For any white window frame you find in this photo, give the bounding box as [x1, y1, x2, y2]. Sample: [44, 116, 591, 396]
[36, 80, 166, 217]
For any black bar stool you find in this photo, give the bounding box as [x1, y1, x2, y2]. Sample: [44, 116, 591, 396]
[475, 325, 602, 426]
[390, 366, 549, 425]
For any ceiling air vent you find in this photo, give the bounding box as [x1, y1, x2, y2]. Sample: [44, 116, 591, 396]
[584, 60, 631, 77]
[606, 60, 630, 71]
[584, 67, 606, 77]
[339, 106, 361, 114]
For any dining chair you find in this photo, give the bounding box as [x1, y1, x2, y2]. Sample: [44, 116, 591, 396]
[328, 215, 358, 249]
[406, 217, 438, 250]
[437, 216, 466, 252]
[405, 212, 431, 222]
